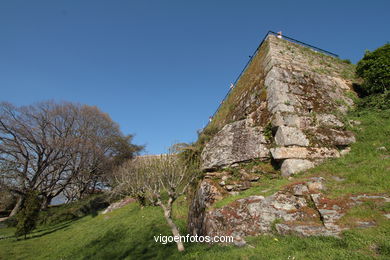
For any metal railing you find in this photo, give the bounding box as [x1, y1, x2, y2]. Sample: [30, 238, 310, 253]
[201, 30, 339, 131]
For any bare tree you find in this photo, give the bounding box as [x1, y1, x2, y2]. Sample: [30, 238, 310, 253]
[112, 152, 199, 252]
[0, 101, 142, 215]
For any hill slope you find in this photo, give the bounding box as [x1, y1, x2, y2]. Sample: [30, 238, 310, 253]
[1, 109, 389, 260]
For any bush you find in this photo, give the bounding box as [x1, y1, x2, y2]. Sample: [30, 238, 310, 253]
[357, 90, 390, 110]
[356, 43, 390, 95]
[342, 59, 352, 64]
[15, 191, 42, 239]
[37, 194, 109, 226]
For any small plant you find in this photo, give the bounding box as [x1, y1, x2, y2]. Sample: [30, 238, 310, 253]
[311, 112, 318, 126]
[259, 88, 267, 101]
[271, 218, 283, 234]
[335, 98, 347, 107]
[264, 122, 273, 141]
[284, 100, 291, 106]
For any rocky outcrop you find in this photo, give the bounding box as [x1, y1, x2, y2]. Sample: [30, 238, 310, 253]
[280, 159, 314, 177]
[190, 35, 361, 241]
[188, 180, 223, 236]
[201, 119, 270, 170]
[203, 178, 390, 239]
[200, 35, 356, 175]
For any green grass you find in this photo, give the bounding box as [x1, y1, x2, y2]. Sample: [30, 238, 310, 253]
[2, 201, 389, 260]
[1, 110, 389, 259]
[305, 109, 390, 197]
[0, 203, 188, 260]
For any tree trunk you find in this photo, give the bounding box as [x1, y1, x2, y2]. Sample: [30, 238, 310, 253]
[41, 195, 53, 210]
[9, 196, 24, 217]
[160, 202, 185, 252]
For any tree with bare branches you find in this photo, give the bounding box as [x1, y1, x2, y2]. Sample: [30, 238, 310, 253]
[112, 151, 199, 252]
[0, 101, 142, 216]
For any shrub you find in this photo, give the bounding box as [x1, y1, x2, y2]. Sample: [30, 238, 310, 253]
[357, 90, 390, 110]
[15, 191, 42, 239]
[356, 43, 390, 95]
[341, 59, 352, 64]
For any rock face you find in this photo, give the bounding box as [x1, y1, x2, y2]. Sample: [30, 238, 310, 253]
[188, 180, 224, 236]
[274, 126, 309, 147]
[203, 179, 390, 239]
[280, 159, 314, 177]
[201, 119, 269, 170]
[200, 35, 356, 175]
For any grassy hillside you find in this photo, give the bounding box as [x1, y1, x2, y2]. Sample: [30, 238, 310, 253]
[1, 108, 389, 260]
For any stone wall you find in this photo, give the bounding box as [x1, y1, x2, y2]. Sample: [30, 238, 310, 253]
[190, 35, 358, 238]
[201, 35, 356, 176]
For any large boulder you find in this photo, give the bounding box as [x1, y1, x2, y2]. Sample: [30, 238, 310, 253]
[274, 126, 310, 147]
[280, 159, 314, 176]
[201, 120, 270, 170]
[188, 180, 223, 236]
[202, 179, 390, 240]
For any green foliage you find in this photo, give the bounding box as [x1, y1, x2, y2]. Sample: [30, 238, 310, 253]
[357, 90, 390, 110]
[15, 191, 42, 239]
[38, 194, 109, 226]
[356, 43, 390, 95]
[178, 125, 220, 167]
[342, 59, 352, 64]
[263, 122, 273, 141]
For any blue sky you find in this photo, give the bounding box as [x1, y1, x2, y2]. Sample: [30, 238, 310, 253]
[0, 0, 389, 154]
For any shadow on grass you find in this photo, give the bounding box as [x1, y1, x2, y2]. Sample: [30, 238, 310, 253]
[30, 222, 72, 239]
[70, 225, 181, 260]
[13, 221, 74, 241]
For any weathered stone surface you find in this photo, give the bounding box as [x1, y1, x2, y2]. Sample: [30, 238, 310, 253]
[224, 182, 251, 192]
[204, 192, 310, 238]
[292, 183, 309, 196]
[340, 147, 351, 156]
[274, 113, 313, 129]
[188, 180, 223, 236]
[201, 179, 390, 241]
[241, 172, 260, 182]
[200, 35, 356, 171]
[275, 126, 309, 147]
[316, 129, 356, 146]
[281, 159, 314, 176]
[102, 197, 136, 215]
[201, 120, 269, 170]
[270, 147, 340, 160]
[275, 223, 339, 237]
[265, 67, 296, 114]
[306, 177, 326, 192]
[317, 114, 344, 128]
